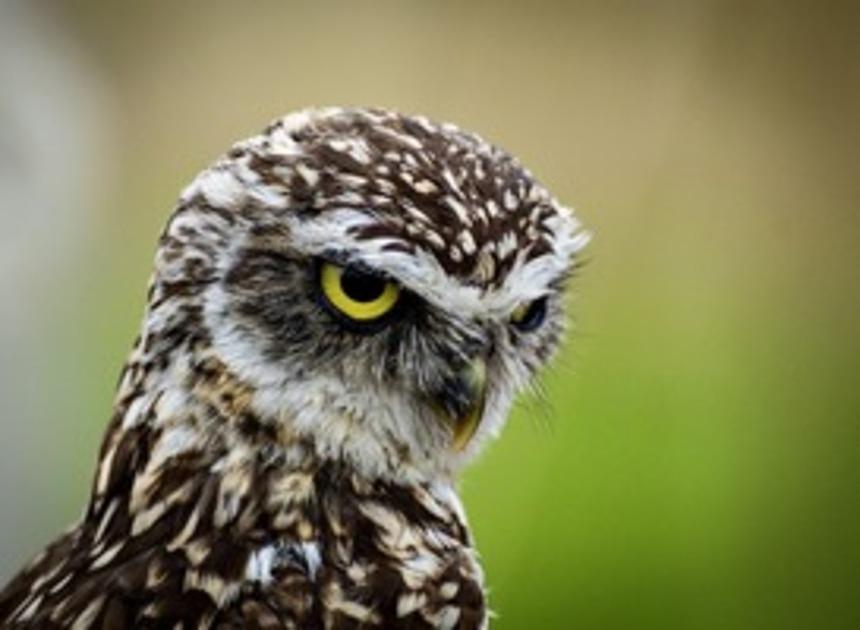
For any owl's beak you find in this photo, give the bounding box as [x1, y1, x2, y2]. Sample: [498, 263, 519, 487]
[435, 358, 487, 451]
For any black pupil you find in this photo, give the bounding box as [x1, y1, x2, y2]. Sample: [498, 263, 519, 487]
[516, 297, 548, 331]
[340, 267, 386, 302]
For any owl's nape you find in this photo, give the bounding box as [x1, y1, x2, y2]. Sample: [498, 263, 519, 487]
[0, 107, 588, 628]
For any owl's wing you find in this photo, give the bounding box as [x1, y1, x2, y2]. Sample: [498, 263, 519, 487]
[0, 528, 314, 628]
[0, 423, 316, 628]
[0, 527, 315, 628]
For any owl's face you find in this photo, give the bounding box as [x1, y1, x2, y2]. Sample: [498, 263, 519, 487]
[151, 108, 587, 481]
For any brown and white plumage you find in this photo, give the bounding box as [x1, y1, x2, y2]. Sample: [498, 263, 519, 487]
[0, 107, 587, 628]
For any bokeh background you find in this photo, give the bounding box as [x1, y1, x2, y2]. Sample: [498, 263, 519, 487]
[1, 1, 858, 628]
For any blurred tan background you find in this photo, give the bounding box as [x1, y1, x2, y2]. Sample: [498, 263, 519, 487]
[1, 1, 858, 628]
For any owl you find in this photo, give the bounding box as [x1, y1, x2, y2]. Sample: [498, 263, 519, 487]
[0, 107, 588, 628]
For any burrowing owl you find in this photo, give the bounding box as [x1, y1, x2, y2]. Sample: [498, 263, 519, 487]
[0, 108, 588, 628]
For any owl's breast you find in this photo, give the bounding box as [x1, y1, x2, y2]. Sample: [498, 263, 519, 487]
[249, 465, 488, 628]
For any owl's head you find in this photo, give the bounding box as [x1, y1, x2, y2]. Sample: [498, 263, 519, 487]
[141, 108, 588, 482]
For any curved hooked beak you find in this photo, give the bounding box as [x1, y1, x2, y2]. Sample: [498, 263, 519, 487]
[434, 358, 487, 451]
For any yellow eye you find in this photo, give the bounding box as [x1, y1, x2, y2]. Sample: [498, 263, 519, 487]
[319, 262, 401, 323]
[511, 296, 548, 332]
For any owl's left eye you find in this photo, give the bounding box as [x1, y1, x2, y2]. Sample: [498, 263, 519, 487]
[319, 261, 401, 325]
[510, 296, 548, 332]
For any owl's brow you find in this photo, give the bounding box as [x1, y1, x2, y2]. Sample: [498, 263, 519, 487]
[315, 249, 394, 280]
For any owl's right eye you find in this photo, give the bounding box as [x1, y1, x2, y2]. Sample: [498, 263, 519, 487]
[319, 261, 401, 325]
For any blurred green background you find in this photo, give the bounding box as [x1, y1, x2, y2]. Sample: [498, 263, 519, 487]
[1, 1, 858, 628]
